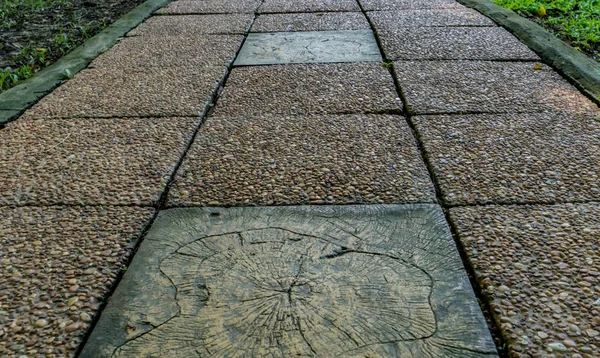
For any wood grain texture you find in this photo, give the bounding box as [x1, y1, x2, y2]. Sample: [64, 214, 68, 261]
[81, 205, 497, 357]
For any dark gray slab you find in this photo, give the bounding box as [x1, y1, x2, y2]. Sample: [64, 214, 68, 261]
[81, 205, 497, 357]
[234, 30, 381, 66]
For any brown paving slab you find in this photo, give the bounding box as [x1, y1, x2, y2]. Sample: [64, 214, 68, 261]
[21, 67, 227, 119]
[258, 0, 360, 13]
[368, 9, 496, 27]
[379, 27, 538, 60]
[450, 203, 600, 357]
[252, 12, 370, 32]
[90, 35, 243, 69]
[127, 14, 254, 36]
[155, 0, 261, 15]
[213, 63, 401, 116]
[360, 0, 465, 11]
[0, 205, 153, 357]
[394, 61, 600, 115]
[414, 112, 600, 205]
[0, 117, 197, 206]
[168, 114, 435, 206]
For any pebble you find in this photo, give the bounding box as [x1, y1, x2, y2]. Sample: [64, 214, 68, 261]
[547, 342, 567, 352]
[80, 312, 91, 322]
[34, 319, 48, 328]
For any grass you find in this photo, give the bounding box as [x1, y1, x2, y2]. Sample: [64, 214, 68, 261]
[493, 0, 599, 61]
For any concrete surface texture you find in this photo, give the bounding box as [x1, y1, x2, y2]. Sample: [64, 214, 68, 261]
[1, 0, 600, 357]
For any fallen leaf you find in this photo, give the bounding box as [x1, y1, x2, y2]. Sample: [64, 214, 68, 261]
[533, 63, 543, 70]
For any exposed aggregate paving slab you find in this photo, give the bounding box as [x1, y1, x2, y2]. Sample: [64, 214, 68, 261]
[450, 203, 600, 357]
[81, 205, 496, 357]
[213, 63, 401, 116]
[0, 206, 153, 357]
[155, 0, 261, 15]
[252, 12, 370, 32]
[378, 27, 537, 60]
[360, 0, 466, 11]
[127, 14, 254, 36]
[90, 35, 243, 69]
[394, 61, 600, 115]
[368, 9, 496, 27]
[258, 0, 360, 13]
[168, 114, 435, 206]
[21, 67, 227, 119]
[414, 112, 600, 205]
[234, 30, 381, 66]
[0, 117, 197, 206]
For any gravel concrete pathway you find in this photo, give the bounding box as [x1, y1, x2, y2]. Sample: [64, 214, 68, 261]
[1, 0, 599, 357]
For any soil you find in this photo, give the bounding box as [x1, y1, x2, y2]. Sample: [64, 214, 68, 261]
[0, 0, 146, 71]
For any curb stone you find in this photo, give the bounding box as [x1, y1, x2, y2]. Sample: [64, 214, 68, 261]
[456, 0, 600, 106]
[0, 0, 173, 126]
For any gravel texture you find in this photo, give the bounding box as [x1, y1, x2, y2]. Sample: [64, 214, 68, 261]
[214, 63, 401, 116]
[414, 112, 600, 205]
[0, 117, 197, 206]
[21, 67, 227, 119]
[0, 206, 153, 357]
[450, 203, 600, 357]
[168, 114, 435, 206]
[360, 0, 466, 11]
[378, 27, 537, 60]
[394, 61, 600, 115]
[258, 0, 360, 13]
[155, 0, 261, 15]
[252, 12, 370, 32]
[90, 35, 243, 69]
[368, 9, 496, 27]
[127, 14, 254, 36]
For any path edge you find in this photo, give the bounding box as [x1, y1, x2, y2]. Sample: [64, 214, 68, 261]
[456, 0, 600, 106]
[0, 0, 171, 126]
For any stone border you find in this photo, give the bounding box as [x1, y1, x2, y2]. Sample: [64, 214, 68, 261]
[0, 0, 172, 126]
[456, 0, 600, 106]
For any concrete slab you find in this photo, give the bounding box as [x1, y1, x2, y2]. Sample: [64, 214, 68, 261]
[155, 0, 261, 15]
[0, 117, 197, 206]
[394, 61, 600, 115]
[21, 66, 227, 119]
[127, 14, 254, 36]
[81, 205, 497, 357]
[258, 0, 360, 13]
[234, 30, 381, 66]
[168, 114, 435, 206]
[368, 9, 496, 27]
[360, 0, 466, 11]
[91, 35, 243, 69]
[0, 206, 153, 357]
[450, 203, 600, 357]
[213, 63, 401, 116]
[252, 12, 371, 32]
[414, 112, 600, 205]
[379, 27, 538, 60]
[0, 109, 21, 126]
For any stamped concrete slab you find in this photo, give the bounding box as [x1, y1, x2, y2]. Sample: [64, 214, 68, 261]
[21, 66, 227, 119]
[155, 0, 261, 15]
[127, 14, 254, 36]
[81, 205, 497, 357]
[252, 12, 370, 32]
[0, 117, 197, 206]
[414, 112, 600, 205]
[379, 27, 538, 60]
[394, 61, 600, 115]
[368, 9, 496, 27]
[0, 206, 153, 357]
[214, 63, 401, 116]
[234, 30, 381, 66]
[258, 0, 360, 13]
[360, 0, 466, 11]
[450, 203, 600, 357]
[169, 114, 435, 206]
[90, 35, 243, 69]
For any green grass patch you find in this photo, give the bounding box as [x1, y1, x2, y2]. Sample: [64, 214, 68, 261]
[493, 0, 599, 60]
